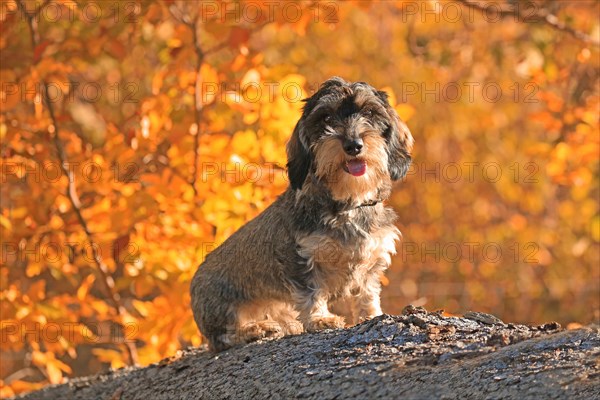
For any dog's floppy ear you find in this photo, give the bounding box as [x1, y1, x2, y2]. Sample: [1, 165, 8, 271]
[286, 122, 311, 190]
[377, 90, 414, 181]
[303, 77, 346, 115]
[286, 77, 348, 189]
[320, 76, 346, 91]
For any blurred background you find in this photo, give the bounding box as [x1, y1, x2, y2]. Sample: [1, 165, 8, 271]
[1, 0, 598, 396]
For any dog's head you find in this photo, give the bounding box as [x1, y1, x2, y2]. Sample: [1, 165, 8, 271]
[286, 77, 414, 204]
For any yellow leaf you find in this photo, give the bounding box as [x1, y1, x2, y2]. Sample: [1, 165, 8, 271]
[591, 216, 600, 242]
[0, 383, 14, 398]
[241, 68, 260, 87]
[10, 207, 28, 219]
[77, 274, 96, 301]
[199, 64, 219, 106]
[132, 299, 150, 317]
[31, 350, 46, 365]
[395, 103, 415, 121]
[380, 86, 397, 106]
[0, 214, 12, 230]
[46, 365, 62, 384]
[27, 280, 45, 301]
[243, 112, 259, 125]
[231, 130, 259, 160]
[15, 307, 31, 320]
[92, 348, 126, 369]
[26, 262, 45, 278]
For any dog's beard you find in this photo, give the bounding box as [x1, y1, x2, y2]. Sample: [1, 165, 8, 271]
[313, 131, 390, 205]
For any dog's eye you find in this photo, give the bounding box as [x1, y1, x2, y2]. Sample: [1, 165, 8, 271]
[323, 115, 332, 123]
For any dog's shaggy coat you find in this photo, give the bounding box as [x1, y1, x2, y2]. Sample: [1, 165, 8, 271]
[191, 77, 414, 351]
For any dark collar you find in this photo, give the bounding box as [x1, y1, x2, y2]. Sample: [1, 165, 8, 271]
[302, 180, 382, 212]
[333, 198, 381, 213]
[357, 199, 380, 208]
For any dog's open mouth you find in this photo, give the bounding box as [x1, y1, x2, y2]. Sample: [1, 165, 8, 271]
[344, 159, 367, 177]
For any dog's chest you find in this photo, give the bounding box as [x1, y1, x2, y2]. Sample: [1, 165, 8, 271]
[296, 225, 399, 294]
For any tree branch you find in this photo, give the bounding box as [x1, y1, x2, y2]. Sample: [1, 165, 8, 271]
[167, 3, 281, 195]
[18, 0, 139, 366]
[190, 22, 203, 197]
[168, 4, 204, 196]
[457, 0, 599, 47]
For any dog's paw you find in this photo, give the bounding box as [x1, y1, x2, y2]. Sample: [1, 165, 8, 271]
[357, 311, 382, 324]
[238, 321, 283, 343]
[305, 315, 345, 332]
[281, 320, 304, 335]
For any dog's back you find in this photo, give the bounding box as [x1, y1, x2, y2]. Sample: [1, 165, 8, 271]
[191, 190, 301, 351]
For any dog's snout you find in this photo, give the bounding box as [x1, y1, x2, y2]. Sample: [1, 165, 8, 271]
[343, 138, 364, 156]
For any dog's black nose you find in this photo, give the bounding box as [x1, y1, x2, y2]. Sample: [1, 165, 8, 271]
[343, 138, 363, 156]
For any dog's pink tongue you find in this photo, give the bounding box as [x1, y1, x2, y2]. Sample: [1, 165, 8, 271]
[346, 160, 367, 177]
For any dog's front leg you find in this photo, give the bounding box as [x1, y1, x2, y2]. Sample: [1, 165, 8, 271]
[353, 271, 384, 324]
[295, 290, 345, 332]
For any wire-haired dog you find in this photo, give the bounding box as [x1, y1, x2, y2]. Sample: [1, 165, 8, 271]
[191, 77, 414, 351]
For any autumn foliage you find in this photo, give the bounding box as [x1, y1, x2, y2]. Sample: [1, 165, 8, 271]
[1, 0, 599, 396]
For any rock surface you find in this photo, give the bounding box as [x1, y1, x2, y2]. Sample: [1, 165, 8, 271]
[17, 306, 600, 400]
